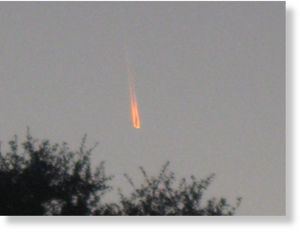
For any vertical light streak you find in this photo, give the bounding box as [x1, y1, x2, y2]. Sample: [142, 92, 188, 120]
[125, 51, 141, 129]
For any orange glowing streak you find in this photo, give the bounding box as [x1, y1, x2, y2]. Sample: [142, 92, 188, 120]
[125, 51, 141, 129]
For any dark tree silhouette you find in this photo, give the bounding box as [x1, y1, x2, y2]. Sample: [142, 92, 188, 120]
[0, 131, 111, 215]
[0, 132, 241, 216]
[114, 162, 241, 216]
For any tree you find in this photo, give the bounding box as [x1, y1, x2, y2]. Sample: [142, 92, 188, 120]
[116, 162, 241, 216]
[0, 132, 241, 215]
[0, 131, 111, 215]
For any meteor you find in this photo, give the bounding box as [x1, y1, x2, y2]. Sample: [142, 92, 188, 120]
[125, 51, 141, 129]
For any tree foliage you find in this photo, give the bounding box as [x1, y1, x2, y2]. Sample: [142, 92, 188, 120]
[115, 162, 241, 215]
[0, 133, 241, 215]
[0, 132, 111, 215]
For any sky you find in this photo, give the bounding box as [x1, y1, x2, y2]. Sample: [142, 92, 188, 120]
[0, 2, 285, 215]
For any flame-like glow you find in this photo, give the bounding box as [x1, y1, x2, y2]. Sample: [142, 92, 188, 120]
[126, 51, 141, 129]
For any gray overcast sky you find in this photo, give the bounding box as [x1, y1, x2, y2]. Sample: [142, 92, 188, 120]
[0, 2, 285, 215]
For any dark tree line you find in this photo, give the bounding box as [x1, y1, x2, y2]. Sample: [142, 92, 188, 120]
[0, 132, 241, 215]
